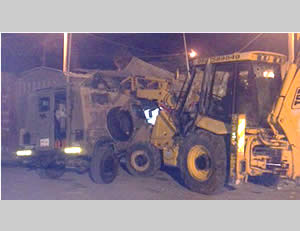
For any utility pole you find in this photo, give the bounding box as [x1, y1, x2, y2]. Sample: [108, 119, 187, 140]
[183, 33, 191, 80]
[288, 33, 295, 64]
[63, 33, 72, 72]
[63, 33, 72, 146]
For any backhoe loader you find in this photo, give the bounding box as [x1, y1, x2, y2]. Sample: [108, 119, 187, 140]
[120, 33, 300, 194]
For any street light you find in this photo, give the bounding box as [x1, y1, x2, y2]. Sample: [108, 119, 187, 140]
[189, 49, 197, 58]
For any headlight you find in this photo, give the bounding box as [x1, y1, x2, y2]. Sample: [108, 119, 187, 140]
[16, 150, 33, 156]
[64, 147, 82, 154]
[263, 70, 275, 78]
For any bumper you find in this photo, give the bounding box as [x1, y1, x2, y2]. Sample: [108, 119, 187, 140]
[16, 149, 34, 157]
[16, 148, 90, 172]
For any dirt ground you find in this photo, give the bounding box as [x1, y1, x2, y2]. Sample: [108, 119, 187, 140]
[2, 164, 300, 200]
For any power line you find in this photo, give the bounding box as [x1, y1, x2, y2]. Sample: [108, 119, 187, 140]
[85, 33, 153, 54]
[84, 34, 188, 59]
[237, 33, 264, 52]
[4, 33, 186, 60]
[136, 52, 185, 58]
[82, 52, 185, 58]
[77, 33, 186, 59]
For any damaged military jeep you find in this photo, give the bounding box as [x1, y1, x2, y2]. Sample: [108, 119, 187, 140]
[16, 72, 161, 183]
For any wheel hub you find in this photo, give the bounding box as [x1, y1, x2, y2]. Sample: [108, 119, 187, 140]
[135, 155, 148, 167]
[195, 155, 211, 170]
[130, 150, 150, 172]
[187, 145, 212, 181]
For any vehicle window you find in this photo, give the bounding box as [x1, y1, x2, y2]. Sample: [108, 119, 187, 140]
[207, 64, 233, 122]
[236, 62, 282, 127]
[236, 63, 259, 127]
[253, 62, 282, 127]
[212, 70, 230, 98]
[39, 97, 50, 112]
[184, 67, 205, 111]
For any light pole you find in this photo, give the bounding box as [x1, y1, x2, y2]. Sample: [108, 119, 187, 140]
[63, 33, 72, 72]
[63, 33, 72, 146]
[288, 33, 295, 64]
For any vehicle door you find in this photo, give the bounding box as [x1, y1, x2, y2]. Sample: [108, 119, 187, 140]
[35, 90, 55, 151]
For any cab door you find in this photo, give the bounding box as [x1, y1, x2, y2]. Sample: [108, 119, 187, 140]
[206, 63, 235, 123]
[35, 90, 55, 151]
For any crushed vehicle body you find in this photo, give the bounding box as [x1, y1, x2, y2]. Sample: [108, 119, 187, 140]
[16, 70, 158, 181]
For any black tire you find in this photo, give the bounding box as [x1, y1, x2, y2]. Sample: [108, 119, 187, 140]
[107, 107, 133, 142]
[126, 142, 161, 177]
[179, 130, 227, 195]
[90, 146, 119, 184]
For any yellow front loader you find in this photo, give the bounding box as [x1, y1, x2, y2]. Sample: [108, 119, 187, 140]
[121, 34, 300, 195]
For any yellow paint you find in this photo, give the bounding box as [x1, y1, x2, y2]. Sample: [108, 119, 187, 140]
[237, 116, 246, 153]
[163, 145, 179, 167]
[192, 51, 286, 66]
[195, 116, 231, 134]
[150, 110, 176, 149]
[187, 145, 210, 181]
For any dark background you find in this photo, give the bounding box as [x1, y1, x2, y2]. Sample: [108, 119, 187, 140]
[1, 33, 289, 73]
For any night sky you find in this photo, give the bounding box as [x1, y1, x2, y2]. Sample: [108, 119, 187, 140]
[1, 33, 289, 73]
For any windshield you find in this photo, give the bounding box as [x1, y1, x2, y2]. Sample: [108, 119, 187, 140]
[236, 62, 282, 127]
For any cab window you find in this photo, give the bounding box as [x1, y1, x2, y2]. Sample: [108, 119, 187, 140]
[236, 62, 282, 127]
[207, 64, 233, 122]
[39, 97, 50, 112]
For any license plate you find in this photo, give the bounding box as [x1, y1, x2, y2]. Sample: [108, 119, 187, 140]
[40, 138, 50, 147]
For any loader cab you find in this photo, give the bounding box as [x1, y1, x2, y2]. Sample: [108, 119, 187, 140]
[192, 52, 285, 127]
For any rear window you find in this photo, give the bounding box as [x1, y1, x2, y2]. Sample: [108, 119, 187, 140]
[39, 97, 50, 112]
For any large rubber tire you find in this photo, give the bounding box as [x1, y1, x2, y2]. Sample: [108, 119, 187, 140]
[179, 131, 227, 195]
[126, 142, 161, 177]
[107, 107, 133, 142]
[90, 146, 119, 184]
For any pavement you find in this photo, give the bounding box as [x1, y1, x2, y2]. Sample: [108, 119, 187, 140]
[2, 163, 300, 200]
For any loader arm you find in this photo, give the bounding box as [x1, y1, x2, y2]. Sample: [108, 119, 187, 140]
[120, 76, 176, 109]
[266, 64, 300, 179]
[268, 64, 300, 147]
